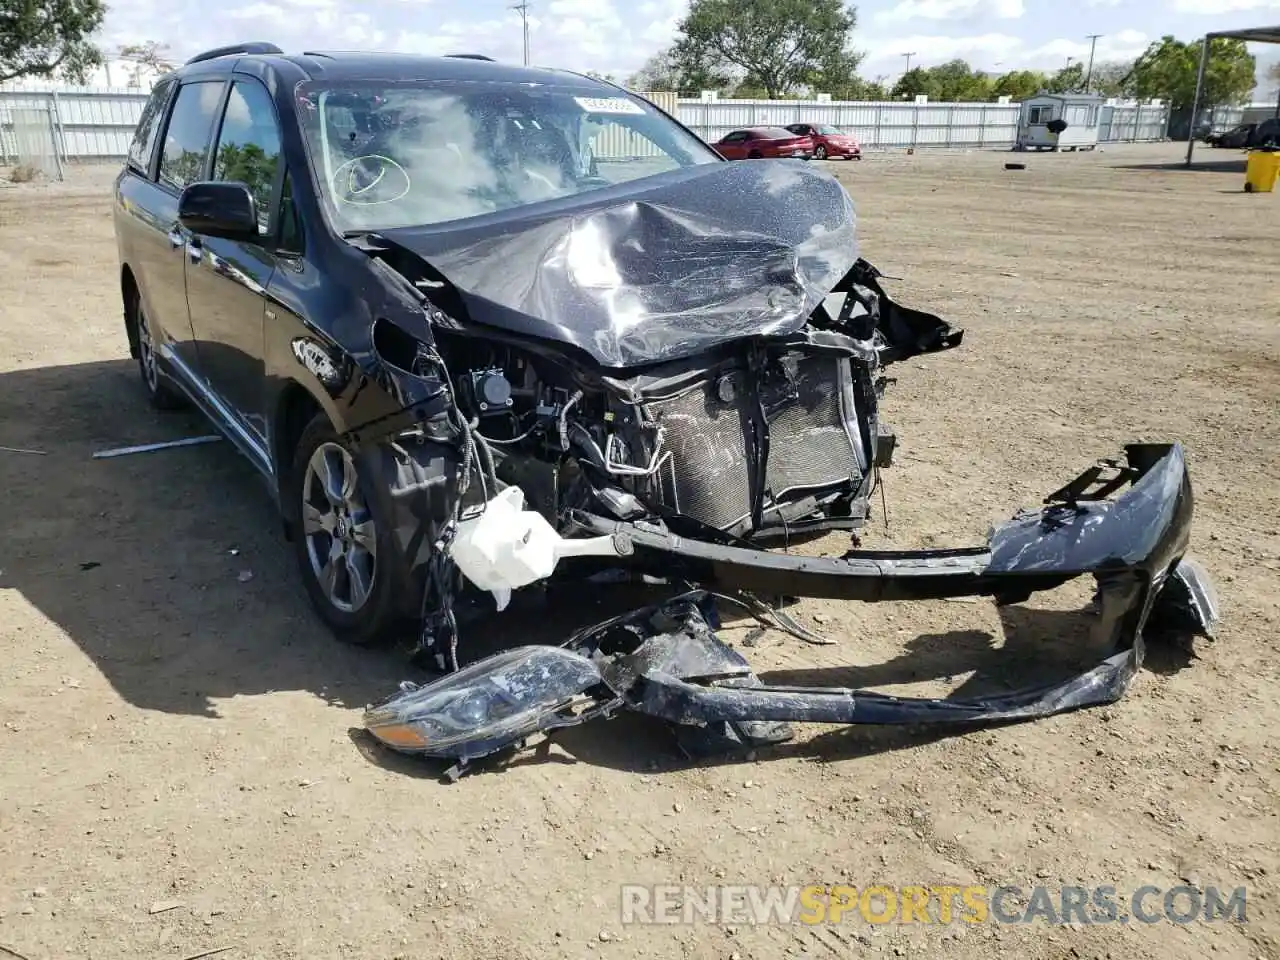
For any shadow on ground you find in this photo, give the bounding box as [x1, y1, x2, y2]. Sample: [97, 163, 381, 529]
[1114, 156, 1248, 174]
[0, 359, 713, 721]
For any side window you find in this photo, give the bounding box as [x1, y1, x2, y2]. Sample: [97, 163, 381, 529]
[722, 131, 746, 143]
[158, 81, 225, 191]
[127, 78, 174, 176]
[1028, 106, 1049, 126]
[212, 80, 283, 235]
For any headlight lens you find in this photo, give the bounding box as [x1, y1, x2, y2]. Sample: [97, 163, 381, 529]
[363, 646, 603, 758]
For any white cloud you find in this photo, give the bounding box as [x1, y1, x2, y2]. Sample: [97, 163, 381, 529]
[1172, 0, 1280, 11]
[874, 0, 1025, 25]
[860, 33, 1024, 73]
[860, 29, 1151, 75]
[227, 3, 287, 20]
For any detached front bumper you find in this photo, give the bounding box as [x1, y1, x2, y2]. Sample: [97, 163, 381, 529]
[364, 443, 1220, 771]
[569, 441, 1219, 723]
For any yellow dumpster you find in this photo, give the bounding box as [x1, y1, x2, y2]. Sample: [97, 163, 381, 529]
[1244, 149, 1280, 193]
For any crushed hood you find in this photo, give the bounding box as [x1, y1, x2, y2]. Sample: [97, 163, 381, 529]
[376, 160, 858, 368]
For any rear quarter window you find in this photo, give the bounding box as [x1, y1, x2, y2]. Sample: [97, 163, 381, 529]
[126, 78, 175, 176]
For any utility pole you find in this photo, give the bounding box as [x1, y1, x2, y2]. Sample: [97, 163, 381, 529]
[901, 51, 916, 74]
[1084, 34, 1102, 92]
[511, 0, 530, 66]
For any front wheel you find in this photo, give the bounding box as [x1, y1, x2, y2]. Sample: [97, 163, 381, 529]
[131, 292, 185, 410]
[290, 413, 401, 645]
[814, 145, 827, 160]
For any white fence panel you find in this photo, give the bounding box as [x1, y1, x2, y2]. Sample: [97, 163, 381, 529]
[3, 85, 1176, 167]
[675, 99, 1022, 150]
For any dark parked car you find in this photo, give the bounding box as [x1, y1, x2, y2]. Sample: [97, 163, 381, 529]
[785, 122, 862, 160]
[1206, 119, 1280, 149]
[115, 44, 1216, 739]
[1206, 123, 1255, 148]
[1252, 118, 1280, 148]
[712, 127, 814, 160]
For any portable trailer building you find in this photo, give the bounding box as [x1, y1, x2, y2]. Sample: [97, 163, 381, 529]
[1015, 93, 1105, 151]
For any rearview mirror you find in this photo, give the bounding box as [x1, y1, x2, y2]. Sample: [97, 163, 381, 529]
[178, 181, 260, 241]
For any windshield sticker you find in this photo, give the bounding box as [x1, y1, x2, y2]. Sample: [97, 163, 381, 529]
[573, 96, 646, 115]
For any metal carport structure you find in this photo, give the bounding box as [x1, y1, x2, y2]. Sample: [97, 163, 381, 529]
[1185, 25, 1280, 166]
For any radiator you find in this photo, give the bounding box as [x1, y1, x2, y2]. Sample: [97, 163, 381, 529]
[648, 352, 862, 531]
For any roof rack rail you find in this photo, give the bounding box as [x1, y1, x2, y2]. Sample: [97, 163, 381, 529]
[185, 42, 284, 66]
[444, 53, 497, 61]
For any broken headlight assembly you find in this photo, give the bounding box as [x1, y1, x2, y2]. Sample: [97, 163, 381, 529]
[362, 645, 609, 761]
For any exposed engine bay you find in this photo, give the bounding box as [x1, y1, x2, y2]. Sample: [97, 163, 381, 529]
[430, 300, 889, 542]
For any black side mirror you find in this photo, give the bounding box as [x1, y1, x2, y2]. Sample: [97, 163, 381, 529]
[178, 181, 260, 241]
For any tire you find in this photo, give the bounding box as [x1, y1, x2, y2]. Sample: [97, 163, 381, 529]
[814, 145, 827, 160]
[747, 150, 762, 159]
[289, 412, 401, 646]
[130, 291, 185, 410]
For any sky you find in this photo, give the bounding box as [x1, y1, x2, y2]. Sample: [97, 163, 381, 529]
[89, 0, 1280, 98]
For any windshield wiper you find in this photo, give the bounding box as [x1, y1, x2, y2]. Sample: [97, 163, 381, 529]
[342, 230, 391, 252]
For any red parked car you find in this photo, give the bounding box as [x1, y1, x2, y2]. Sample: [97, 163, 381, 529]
[713, 127, 814, 160]
[785, 123, 862, 160]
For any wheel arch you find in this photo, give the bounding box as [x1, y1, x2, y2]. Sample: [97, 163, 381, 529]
[270, 379, 326, 535]
[120, 264, 141, 360]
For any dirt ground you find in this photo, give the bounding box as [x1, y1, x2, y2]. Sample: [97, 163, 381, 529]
[1, 143, 1277, 960]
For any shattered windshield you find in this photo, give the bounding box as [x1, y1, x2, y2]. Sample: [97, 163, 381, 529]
[295, 80, 719, 231]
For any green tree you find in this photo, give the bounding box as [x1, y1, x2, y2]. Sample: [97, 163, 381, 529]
[627, 46, 735, 94]
[891, 66, 935, 99]
[1045, 62, 1084, 94]
[806, 47, 869, 100]
[992, 69, 1047, 100]
[931, 59, 994, 100]
[1129, 35, 1255, 109]
[890, 60, 992, 101]
[1088, 60, 1133, 97]
[0, 0, 106, 83]
[858, 79, 889, 100]
[675, 0, 858, 99]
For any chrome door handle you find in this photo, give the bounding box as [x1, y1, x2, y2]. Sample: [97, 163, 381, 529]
[186, 239, 202, 264]
[167, 228, 184, 249]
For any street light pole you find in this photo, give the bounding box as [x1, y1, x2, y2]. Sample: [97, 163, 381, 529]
[1084, 34, 1102, 92]
[511, 0, 531, 66]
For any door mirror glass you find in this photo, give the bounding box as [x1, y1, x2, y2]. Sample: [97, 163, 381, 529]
[178, 181, 260, 241]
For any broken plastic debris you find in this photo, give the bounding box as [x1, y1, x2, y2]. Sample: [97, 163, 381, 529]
[447, 486, 628, 611]
[0, 444, 47, 455]
[92, 435, 222, 459]
[237, 570, 254, 583]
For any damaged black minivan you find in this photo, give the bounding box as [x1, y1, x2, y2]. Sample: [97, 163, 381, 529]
[115, 45, 1217, 752]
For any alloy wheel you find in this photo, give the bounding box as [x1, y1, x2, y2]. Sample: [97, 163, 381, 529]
[302, 442, 379, 614]
[815, 145, 827, 160]
[137, 303, 159, 392]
